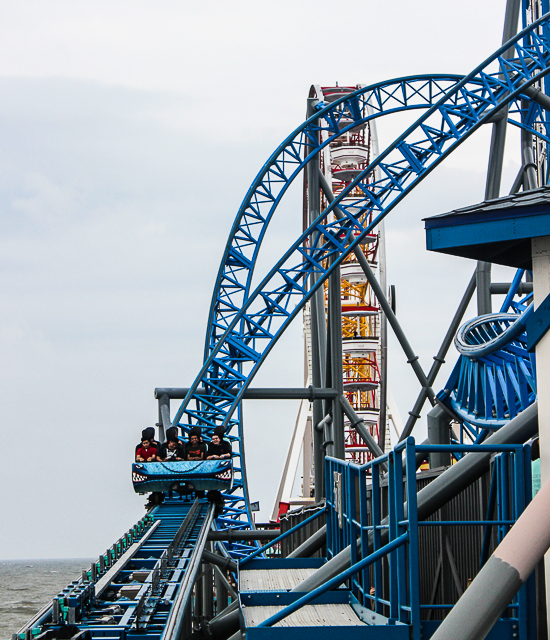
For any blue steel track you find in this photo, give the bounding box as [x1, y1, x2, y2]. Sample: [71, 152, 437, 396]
[173, 14, 550, 534]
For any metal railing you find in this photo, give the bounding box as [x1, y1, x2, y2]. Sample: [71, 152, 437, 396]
[326, 439, 420, 629]
[240, 508, 325, 566]
[322, 439, 534, 638]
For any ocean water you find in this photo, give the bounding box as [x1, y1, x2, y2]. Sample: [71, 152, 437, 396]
[0, 559, 93, 640]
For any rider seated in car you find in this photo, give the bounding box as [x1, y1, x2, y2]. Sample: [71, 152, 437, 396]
[159, 437, 186, 461]
[135, 427, 161, 461]
[136, 437, 158, 462]
[186, 427, 207, 460]
[207, 431, 232, 459]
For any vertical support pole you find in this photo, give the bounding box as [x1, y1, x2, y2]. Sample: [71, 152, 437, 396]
[532, 235, 550, 631]
[370, 116, 388, 450]
[393, 448, 407, 622]
[371, 461, 382, 614]
[388, 451, 399, 622]
[202, 545, 214, 620]
[183, 600, 193, 640]
[523, 444, 538, 640]
[358, 460, 369, 607]
[194, 575, 203, 630]
[406, 441, 421, 640]
[378, 220, 388, 450]
[307, 96, 327, 500]
[214, 563, 229, 614]
[158, 393, 170, 442]
[427, 405, 451, 469]
[522, 110, 538, 190]
[502, 453, 510, 539]
[476, 262, 492, 315]
[325, 458, 333, 558]
[303, 416, 313, 498]
[480, 463, 498, 569]
[328, 258, 345, 460]
[515, 445, 529, 640]
[348, 464, 357, 570]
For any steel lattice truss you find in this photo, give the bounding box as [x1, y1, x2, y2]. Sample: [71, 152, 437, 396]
[203, 74, 464, 357]
[172, 15, 550, 535]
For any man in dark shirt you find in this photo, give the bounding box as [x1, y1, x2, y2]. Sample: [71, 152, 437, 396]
[186, 427, 207, 460]
[158, 438, 186, 461]
[211, 426, 232, 458]
[207, 434, 231, 459]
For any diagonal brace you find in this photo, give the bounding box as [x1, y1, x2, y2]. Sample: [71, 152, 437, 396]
[318, 169, 437, 406]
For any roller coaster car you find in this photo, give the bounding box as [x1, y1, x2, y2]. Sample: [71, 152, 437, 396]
[132, 460, 233, 494]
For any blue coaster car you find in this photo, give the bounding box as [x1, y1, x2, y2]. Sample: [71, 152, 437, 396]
[132, 460, 233, 494]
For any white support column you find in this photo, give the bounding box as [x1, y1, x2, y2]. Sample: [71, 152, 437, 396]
[531, 235, 550, 627]
[269, 391, 311, 522]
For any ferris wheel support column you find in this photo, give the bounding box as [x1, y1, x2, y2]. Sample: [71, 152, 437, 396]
[378, 220, 388, 449]
[372, 108, 389, 449]
[306, 97, 327, 498]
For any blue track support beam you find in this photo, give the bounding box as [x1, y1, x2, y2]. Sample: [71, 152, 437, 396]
[527, 290, 550, 351]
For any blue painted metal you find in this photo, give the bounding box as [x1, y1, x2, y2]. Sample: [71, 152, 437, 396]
[239, 507, 325, 565]
[526, 290, 550, 350]
[256, 534, 410, 629]
[171, 15, 550, 538]
[242, 590, 410, 640]
[501, 269, 526, 313]
[132, 459, 233, 494]
[204, 75, 463, 363]
[438, 295, 536, 431]
[14, 498, 217, 640]
[424, 195, 550, 259]
[323, 440, 534, 639]
[326, 446, 419, 632]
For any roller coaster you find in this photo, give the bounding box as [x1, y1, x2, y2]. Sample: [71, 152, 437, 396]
[11, 1, 550, 639]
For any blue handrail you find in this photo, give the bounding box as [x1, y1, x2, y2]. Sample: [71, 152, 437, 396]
[239, 508, 325, 566]
[256, 532, 409, 628]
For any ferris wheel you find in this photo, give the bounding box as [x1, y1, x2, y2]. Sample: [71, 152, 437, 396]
[271, 84, 403, 520]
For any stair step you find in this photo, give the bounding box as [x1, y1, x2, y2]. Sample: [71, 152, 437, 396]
[244, 603, 364, 627]
[240, 568, 319, 592]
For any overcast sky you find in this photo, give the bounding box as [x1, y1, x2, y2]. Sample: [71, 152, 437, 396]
[0, 0, 526, 559]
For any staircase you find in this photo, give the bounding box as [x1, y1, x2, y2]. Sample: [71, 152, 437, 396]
[239, 558, 411, 639]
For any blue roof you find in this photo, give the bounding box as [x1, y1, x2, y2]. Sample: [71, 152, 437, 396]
[423, 187, 550, 269]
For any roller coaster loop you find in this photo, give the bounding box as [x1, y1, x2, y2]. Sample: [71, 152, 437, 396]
[174, 15, 550, 536]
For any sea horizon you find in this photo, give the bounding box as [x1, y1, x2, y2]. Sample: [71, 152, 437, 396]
[0, 558, 95, 639]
